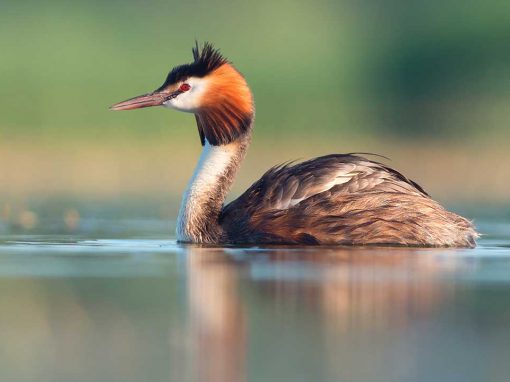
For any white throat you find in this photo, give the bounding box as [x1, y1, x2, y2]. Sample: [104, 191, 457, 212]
[176, 140, 241, 243]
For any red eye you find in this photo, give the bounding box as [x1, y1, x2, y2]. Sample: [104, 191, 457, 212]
[179, 83, 191, 92]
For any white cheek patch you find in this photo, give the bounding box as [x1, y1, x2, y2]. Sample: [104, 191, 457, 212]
[163, 77, 208, 112]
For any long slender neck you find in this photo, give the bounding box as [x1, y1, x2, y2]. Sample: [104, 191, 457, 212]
[177, 133, 251, 243]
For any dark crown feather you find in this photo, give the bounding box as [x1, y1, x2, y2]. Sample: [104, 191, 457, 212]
[160, 42, 228, 87]
[192, 42, 229, 74]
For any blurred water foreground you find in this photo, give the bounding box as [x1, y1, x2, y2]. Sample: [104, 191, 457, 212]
[0, 220, 509, 382]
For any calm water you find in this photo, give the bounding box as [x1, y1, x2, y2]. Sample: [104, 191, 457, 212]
[0, 219, 509, 382]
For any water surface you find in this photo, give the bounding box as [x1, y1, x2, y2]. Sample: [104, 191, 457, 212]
[0, 220, 509, 382]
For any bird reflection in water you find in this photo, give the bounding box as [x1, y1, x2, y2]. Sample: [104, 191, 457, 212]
[184, 247, 247, 382]
[181, 246, 467, 382]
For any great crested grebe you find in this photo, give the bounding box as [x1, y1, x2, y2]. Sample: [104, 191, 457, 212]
[111, 42, 478, 247]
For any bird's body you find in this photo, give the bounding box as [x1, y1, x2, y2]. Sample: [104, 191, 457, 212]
[111, 43, 478, 247]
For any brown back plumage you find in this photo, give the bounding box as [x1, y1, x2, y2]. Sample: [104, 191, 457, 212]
[220, 154, 478, 247]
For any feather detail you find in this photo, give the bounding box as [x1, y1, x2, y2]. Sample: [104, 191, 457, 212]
[194, 63, 254, 145]
[220, 154, 478, 247]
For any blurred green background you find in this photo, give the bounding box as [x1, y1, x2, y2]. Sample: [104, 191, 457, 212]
[1, 0, 509, 229]
[1, 4, 510, 381]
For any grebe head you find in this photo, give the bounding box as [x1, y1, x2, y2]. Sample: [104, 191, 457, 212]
[110, 42, 254, 145]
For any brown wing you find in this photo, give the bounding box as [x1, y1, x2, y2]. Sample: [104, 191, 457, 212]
[219, 154, 477, 247]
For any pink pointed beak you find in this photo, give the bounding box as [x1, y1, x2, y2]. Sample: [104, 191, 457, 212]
[110, 91, 169, 111]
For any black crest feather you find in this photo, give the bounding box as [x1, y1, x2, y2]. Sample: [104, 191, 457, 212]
[160, 42, 228, 88]
[192, 41, 229, 74]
